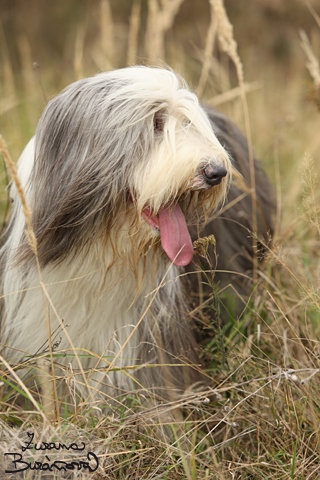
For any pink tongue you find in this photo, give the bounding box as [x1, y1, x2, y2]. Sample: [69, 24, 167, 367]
[158, 204, 194, 267]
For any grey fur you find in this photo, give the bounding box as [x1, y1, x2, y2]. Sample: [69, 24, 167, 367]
[187, 107, 275, 318]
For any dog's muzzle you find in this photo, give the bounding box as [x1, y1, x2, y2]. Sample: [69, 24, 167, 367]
[204, 164, 228, 186]
[141, 159, 229, 267]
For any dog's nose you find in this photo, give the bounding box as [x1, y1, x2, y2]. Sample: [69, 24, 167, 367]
[204, 164, 228, 186]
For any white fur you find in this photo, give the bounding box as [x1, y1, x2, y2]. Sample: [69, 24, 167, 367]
[1, 67, 231, 398]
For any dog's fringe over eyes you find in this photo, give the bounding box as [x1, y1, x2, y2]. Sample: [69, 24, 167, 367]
[1, 66, 232, 401]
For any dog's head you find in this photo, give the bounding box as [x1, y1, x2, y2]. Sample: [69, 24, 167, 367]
[26, 67, 231, 269]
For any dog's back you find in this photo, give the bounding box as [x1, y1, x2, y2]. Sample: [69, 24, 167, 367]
[187, 107, 274, 320]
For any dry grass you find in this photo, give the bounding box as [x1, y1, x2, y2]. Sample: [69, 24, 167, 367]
[1, 0, 320, 478]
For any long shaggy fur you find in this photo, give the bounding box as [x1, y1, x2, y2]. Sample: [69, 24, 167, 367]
[1, 67, 237, 401]
[187, 108, 275, 318]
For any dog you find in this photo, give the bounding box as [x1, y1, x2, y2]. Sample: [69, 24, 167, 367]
[0, 67, 273, 403]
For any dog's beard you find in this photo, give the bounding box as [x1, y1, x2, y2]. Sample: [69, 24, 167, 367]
[137, 183, 225, 268]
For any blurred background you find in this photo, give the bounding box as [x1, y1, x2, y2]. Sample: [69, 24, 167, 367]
[0, 0, 319, 218]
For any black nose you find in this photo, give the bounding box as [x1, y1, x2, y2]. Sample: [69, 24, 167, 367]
[204, 164, 228, 186]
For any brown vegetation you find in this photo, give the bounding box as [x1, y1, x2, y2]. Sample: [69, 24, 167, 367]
[0, 0, 320, 478]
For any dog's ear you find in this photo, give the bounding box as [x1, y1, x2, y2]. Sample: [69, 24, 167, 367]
[19, 75, 154, 267]
[19, 79, 115, 265]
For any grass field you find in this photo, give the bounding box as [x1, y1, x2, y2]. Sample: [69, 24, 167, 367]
[1, 0, 320, 478]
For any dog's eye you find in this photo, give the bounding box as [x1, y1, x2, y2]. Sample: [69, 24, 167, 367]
[154, 114, 164, 133]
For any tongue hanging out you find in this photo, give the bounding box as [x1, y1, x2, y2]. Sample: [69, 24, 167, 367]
[141, 203, 194, 267]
